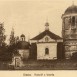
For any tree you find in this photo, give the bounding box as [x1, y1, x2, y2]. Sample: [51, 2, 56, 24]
[0, 23, 8, 61]
[0, 23, 6, 47]
[9, 28, 15, 45]
[15, 36, 19, 43]
[8, 28, 19, 60]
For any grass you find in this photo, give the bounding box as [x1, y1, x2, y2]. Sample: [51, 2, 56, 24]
[0, 60, 77, 70]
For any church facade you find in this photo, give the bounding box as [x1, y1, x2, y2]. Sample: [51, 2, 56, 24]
[30, 22, 63, 60]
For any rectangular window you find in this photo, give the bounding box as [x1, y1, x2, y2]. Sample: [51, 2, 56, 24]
[72, 16, 75, 26]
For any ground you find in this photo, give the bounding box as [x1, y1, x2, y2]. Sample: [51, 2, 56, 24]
[0, 60, 77, 70]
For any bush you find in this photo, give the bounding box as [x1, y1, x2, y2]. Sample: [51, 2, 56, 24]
[71, 52, 77, 60]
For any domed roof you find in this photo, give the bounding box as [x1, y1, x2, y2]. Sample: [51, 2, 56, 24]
[20, 34, 25, 37]
[17, 41, 30, 49]
[64, 5, 77, 14]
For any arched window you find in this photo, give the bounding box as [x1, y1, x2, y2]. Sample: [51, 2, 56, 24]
[72, 16, 75, 26]
[45, 48, 49, 55]
[45, 37, 49, 42]
[21, 37, 25, 41]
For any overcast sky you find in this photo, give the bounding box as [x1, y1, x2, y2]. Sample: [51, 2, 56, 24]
[0, 0, 77, 43]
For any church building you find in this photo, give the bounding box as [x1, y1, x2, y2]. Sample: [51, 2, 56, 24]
[62, 4, 77, 59]
[30, 22, 63, 60]
[16, 34, 30, 60]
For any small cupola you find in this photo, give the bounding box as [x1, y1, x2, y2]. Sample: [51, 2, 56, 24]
[20, 34, 25, 41]
[45, 22, 49, 31]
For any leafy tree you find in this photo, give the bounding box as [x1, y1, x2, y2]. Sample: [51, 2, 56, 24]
[0, 23, 8, 61]
[0, 23, 6, 47]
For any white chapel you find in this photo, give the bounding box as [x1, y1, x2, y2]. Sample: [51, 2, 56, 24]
[30, 22, 63, 60]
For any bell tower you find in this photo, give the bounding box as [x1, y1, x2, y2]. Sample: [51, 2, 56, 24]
[62, 4, 77, 59]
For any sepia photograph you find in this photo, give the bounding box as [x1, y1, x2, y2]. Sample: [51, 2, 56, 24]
[0, 0, 77, 72]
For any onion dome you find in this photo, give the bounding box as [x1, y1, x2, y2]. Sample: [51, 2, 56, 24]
[20, 34, 25, 37]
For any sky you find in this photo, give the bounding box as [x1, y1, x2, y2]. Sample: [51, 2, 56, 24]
[0, 0, 77, 43]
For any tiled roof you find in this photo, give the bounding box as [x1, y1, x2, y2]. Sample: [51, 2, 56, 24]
[31, 30, 62, 40]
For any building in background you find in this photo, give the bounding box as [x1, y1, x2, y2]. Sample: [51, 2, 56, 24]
[16, 34, 30, 60]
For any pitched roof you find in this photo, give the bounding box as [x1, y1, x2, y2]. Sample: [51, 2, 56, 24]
[31, 30, 62, 40]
